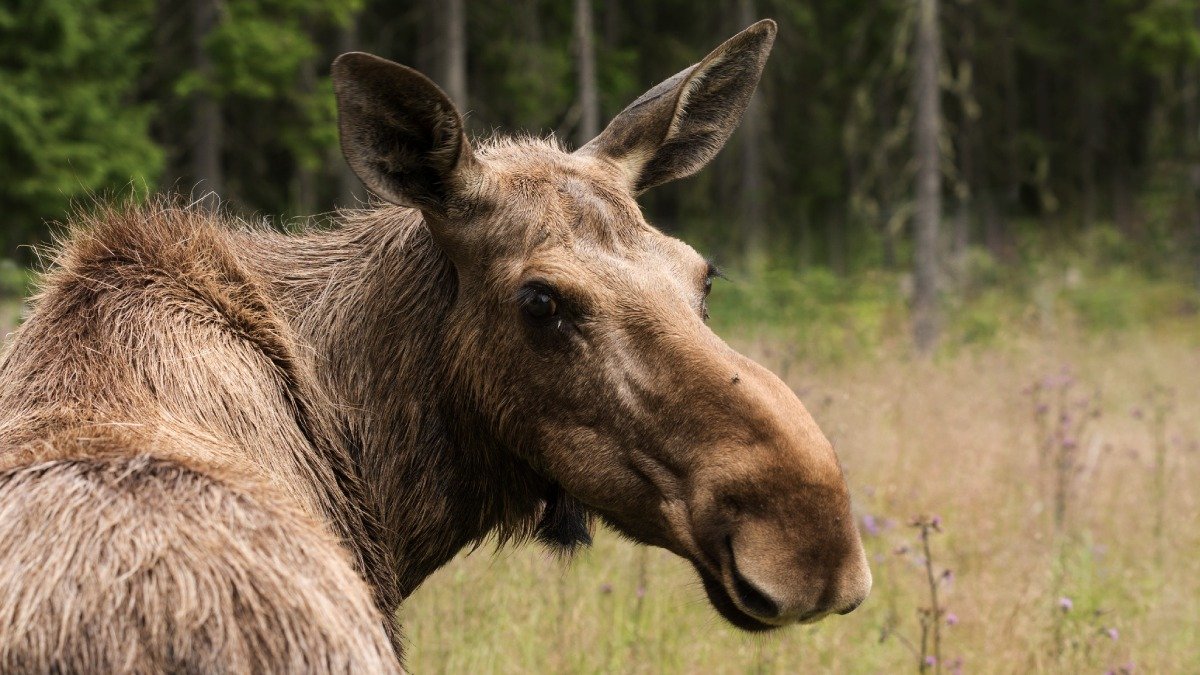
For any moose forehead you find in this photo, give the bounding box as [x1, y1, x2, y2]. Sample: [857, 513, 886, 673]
[472, 140, 707, 283]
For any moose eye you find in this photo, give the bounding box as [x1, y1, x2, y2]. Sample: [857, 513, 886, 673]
[522, 290, 558, 320]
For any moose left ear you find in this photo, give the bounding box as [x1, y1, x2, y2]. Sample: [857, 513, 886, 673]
[577, 19, 776, 193]
[332, 52, 476, 216]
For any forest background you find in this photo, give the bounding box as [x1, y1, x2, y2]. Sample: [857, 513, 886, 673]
[3, 1, 1200, 672]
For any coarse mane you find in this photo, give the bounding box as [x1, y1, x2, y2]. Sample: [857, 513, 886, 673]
[2, 198, 403, 639]
[25, 194, 585, 600]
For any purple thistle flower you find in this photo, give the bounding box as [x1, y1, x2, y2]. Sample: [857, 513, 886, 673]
[930, 515, 942, 530]
[945, 612, 959, 626]
[893, 545, 910, 556]
[599, 582, 613, 595]
[1106, 627, 1119, 641]
[1130, 406, 1143, 419]
[862, 514, 880, 536]
[924, 656, 937, 667]
[1058, 596, 1073, 612]
[636, 585, 646, 599]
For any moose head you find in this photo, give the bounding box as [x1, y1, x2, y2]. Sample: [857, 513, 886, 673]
[331, 19, 871, 630]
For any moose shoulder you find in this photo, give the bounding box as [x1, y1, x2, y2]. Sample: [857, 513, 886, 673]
[0, 18, 868, 672]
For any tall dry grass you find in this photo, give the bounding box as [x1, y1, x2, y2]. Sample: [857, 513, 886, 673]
[400, 328, 1200, 673]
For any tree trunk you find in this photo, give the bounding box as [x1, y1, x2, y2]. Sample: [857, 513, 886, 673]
[993, 0, 1018, 255]
[952, 4, 978, 272]
[574, 0, 600, 147]
[336, 13, 365, 208]
[152, 0, 183, 188]
[1079, 0, 1100, 231]
[913, 0, 942, 354]
[418, 0, 468, 111]
[293, 48, 317, 217]
[190, 0, 222, 208]
[1188, 69, 1200, 288]
[982, 190, 1003, 257]
[443, 0, 468, 110]
[1187, 8, 1200, 288]
[737, 0, 767, 262]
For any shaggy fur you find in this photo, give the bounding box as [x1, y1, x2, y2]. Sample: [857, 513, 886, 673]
[0, 206, 407, 672]
[0, 439, 398, 673]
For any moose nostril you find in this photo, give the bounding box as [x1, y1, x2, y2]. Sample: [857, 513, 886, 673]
[725, 536, 780, 619]
[732, 569, 779, 619]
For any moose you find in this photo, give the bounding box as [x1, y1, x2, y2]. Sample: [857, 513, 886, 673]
[0, 19, 869, 672]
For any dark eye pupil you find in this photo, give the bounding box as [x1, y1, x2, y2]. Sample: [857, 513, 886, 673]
[704, 277, 713, 294]
[526, 292, 556, 318]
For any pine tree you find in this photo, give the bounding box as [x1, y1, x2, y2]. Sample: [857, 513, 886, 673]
[0, 0, 161, 249]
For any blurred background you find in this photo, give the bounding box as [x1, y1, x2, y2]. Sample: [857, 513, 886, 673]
[3, 0, 1200, 355]
[3, 1, 1200, 672]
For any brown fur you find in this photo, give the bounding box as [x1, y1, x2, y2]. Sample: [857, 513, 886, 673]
[0, 437, 397, 673]
[0, 19, 869, 673]
[0, 206, 403, 672]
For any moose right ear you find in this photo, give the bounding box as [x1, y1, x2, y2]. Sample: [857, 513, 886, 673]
[332, 52, 476, 215]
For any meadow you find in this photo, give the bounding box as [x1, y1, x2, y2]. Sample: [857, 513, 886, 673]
[0, 238, 1195, 673]
[400, 258, 1200, 674]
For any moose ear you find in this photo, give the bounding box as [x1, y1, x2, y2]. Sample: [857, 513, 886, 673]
[332, 52, 476, 214]
[577, 19, 776, 193]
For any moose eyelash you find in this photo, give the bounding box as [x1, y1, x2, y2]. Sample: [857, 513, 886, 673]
[513, 282, 554, 307]
[514, 282, 583, 320]
[705, 260, 726, 281]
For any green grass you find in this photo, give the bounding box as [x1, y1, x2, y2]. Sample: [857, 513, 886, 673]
[706, 241, 1200, 364]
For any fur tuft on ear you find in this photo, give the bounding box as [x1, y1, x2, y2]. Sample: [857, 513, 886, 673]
[577, 19, 777, 193]
[534, 485, 594, 555]
[332, 52, 476, 214]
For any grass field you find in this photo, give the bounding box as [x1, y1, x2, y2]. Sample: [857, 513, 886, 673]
[400, 324, 1200, 673]
[2, 251, 1196, 673]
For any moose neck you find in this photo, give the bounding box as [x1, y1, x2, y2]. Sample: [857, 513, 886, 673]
[253, 206, 549, 599]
